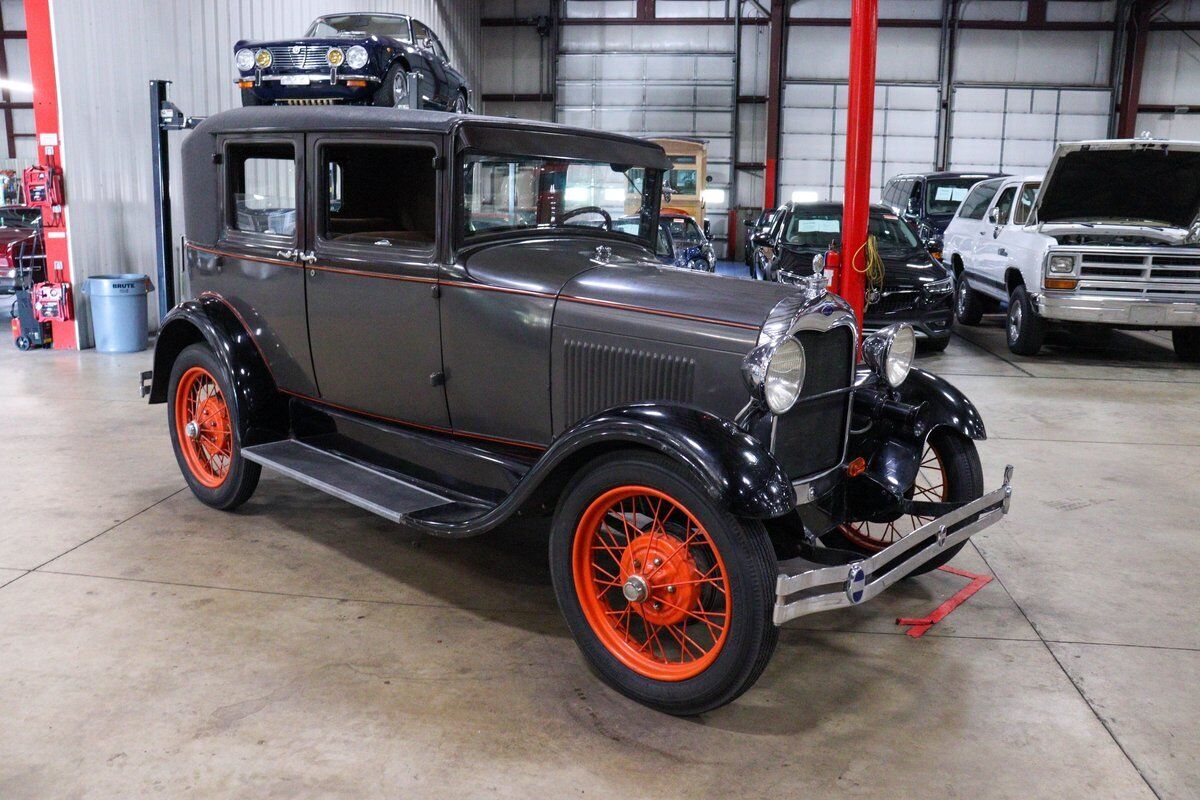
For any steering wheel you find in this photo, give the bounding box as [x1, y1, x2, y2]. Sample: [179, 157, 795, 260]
[560, 206, 612, 231]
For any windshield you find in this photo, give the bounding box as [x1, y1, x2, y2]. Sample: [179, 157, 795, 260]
[461, 154, 660, 243]
[307, 14, 411, 40]
[666, 217, 704, 245]
[665, 156, 697, 196]
[0, 207, 40, 228]
[782, 211, 921, 252]
[926, 177, 992, 216]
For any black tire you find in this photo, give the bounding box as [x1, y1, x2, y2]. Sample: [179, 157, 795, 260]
[374, 63, 414, 108]
[167, 343, 260, 510]
[1006, 284, 1045, 356]
[921, 334, 951, 353]
[954, 275, 983, 325]
[452, 91, 469, 114]
[549, 451, 778, 716]
[827, 429, 983, 577]
[1174, 329, 1200, 362]
[240, 88, 267, 107]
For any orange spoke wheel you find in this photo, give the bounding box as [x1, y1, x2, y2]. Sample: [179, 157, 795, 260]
[572, 486, 731, 681]
[173, 366, 234, 489]
[840, 440, 946, 551]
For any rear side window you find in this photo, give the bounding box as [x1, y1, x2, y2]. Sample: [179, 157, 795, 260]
[227, 142, 297, 237]
[320, 143, 436, 250]
[958, 181, 1002, 220]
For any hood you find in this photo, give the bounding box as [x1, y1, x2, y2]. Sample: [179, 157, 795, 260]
[879, 250, 949, 289]
[562, 259, 798, 333]
[237, 35, 379, 50]
[1035, 140, 1200, 229]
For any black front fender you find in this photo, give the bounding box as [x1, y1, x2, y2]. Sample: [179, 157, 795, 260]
[148, 295, 287, 445]
[542, 404, 795, 519]
[895, 367, 987, 441]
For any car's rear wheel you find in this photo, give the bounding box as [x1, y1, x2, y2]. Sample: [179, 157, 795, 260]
[1173, 329, 1200, 362]
[550, 452, 778, 715]
[1006, 285, 1045, 356]
[833, 429, 983, 576]
[168, 343, 260, 510]
[955, 276, 983, 325]
[452, 91, 469, 113]
[374, 63, 414, 109]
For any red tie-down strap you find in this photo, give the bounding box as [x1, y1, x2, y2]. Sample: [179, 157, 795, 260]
[896, 566, 993, 638]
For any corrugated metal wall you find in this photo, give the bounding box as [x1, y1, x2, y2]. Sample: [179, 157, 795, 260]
[49, 0, 481, 344]
[1137, 0, 1200, 139]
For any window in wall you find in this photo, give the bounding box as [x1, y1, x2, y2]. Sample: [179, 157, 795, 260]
[227, 143, 297, 237]
[320, 143, 437, 249]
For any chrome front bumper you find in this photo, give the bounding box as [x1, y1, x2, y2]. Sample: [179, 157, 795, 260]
[1037, 291, 1200, 327]
[773, 465, 1014, 625]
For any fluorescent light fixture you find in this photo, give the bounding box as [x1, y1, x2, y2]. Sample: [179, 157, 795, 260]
[791, 190, 820, 203]
[563, 186, 588, 203]
[603, 187, 625, 202]
[0, 78, 33, 94]
[702, 188, 726, 204]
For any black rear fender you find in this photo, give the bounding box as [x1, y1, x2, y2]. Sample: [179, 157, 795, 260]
[148, 296, 288, 444]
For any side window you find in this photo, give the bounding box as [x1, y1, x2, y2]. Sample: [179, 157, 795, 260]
[992, 186, 1017, 224]
[412, 20, 431, 47]
[320, 142, 436, 250]
[430, 35, 448, 61]
[227, 142, 296, 237]
[881, 180, 896, 206]
[958, 182, 1002, 220]
[1013, 182, 1041, 225]
[908, 179, 922, 206]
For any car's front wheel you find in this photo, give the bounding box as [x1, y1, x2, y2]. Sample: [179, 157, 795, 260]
[550, 452, 778, 715]
[168, 343, 260, 510]
[1007, 285, 1045, 356]
[374, 64, 415, 109]
[1173, 329, 1200, 362]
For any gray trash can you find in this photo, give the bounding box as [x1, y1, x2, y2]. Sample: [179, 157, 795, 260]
[85, 274, 153, 353]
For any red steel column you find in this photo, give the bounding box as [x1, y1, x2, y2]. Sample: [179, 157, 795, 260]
[1116, 0, 1152, 139]
[25, 0, 77, 349]
[763, 0, 786, 209]
[840, 0, 878, 333]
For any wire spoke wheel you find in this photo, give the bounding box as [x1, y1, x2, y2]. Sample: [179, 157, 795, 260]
[572, 486, 732, 681]
[173, 366, 233, 488]
[840, 440, 947, 550]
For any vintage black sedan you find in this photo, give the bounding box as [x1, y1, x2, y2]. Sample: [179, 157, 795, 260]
[142, 107, 1013, 715]
[751, 202, 955, 351]
[616, 212, 716, 272]
[233, 13, 471, 110]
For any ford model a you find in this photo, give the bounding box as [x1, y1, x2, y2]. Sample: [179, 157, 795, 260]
[143, 107, 1013, 715]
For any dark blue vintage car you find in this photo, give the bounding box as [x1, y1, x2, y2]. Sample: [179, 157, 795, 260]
[616, 213, 716, 272]
[234, 13, 471, 110]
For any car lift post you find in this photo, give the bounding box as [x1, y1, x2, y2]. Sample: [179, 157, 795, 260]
[150, 79, 203, 322]
[840, 0, 878, 335]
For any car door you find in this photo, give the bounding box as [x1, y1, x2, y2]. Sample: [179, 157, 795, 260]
[303, 133, 449, 428]
[974, 183, 1018, 296]
[947, 179, 1004, 298]
[205, 134, 318, 397]
[409, 20, 447, 106]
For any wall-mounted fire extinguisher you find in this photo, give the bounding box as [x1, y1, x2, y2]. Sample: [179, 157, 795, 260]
[23, 159, 65, 227]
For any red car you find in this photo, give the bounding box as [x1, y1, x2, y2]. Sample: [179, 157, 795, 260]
[0, 206, 44, 295]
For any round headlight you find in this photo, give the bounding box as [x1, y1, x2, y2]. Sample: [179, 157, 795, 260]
[254, 49, 272, 69]
[346, 45, 369, 69]
[326, 47, 345, 67]
[764, 337, 806, 414]
[862, 323, 916, 387]
[235, 48, 255, 72]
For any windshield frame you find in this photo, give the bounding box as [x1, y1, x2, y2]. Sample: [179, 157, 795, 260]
[306, 14, 412, 41]
[454, 148, 664, 252]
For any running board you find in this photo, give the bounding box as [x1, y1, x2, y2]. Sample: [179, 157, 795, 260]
[242, 439, 453, 523]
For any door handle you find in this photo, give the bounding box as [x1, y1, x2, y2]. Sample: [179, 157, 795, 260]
[998, 248, 1008, 257]
[298, 251, 317, 265]
[276, 248, 298, 260]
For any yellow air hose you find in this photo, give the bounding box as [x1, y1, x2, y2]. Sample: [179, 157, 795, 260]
[850, 234, 885, 307]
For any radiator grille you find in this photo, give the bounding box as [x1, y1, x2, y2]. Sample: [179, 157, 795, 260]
[563, 340, 695, 424]
[1070, 249, 1200, 298]
[771, 327, 854, 479]
[266, 45, 332, 70]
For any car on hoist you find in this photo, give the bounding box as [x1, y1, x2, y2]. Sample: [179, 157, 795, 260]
[233, 12, 471, 111]
[142, 106, 1014, 715]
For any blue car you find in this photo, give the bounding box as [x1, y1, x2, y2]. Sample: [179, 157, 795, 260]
[234, 13, 472, 110]
[616, 213, 716, 272]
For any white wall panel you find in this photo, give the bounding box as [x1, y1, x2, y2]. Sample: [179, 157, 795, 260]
[50, 0, 481, 345]
[785, 26, 940, 82]
[954, 29, 1111, 86]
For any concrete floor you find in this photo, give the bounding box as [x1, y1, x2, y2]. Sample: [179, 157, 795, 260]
[1, 303, 1198, 799]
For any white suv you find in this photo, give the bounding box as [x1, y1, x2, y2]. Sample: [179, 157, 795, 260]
[943, 140, 1200, 361]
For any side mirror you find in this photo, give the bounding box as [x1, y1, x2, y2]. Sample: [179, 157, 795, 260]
[703, 219, 712, 238]
[750, 231, 771, 248]
[987, 206, 1001, 224]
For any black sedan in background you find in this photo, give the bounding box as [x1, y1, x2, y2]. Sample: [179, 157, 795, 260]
[749, 202, 955, 350]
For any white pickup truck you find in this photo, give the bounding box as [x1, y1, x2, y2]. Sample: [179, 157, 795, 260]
[943, 139, 1200, 361]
